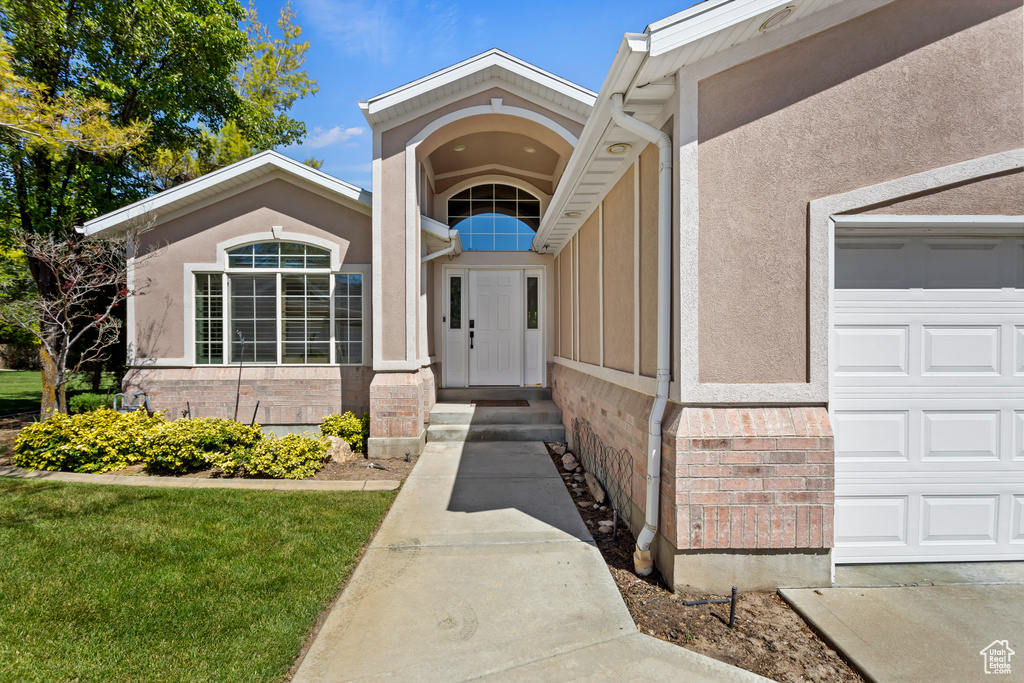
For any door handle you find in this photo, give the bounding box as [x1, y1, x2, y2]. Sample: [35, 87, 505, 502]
[469, 330, 474, 349]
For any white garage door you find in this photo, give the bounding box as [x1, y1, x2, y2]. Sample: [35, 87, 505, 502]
[832, 230, 1024, 563]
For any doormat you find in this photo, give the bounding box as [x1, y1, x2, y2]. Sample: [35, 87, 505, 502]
[471, 399, 529, 407]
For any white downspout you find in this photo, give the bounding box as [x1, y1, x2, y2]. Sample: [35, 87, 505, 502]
[610, 93, 672, 577]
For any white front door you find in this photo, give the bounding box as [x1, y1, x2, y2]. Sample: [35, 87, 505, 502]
[831, 231, 1024, 563]
[469, 269, 523, 386]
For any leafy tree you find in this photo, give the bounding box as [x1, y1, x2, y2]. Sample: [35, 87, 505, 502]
[0, 230, 149, 412]
[0, 0, 250, 414]
[141, 1, 320, 190]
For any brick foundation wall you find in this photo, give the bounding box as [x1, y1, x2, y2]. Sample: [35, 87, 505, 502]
[125, 366, 374, 424]
[369, 371, 425, 439]
[664, 406, 834, 551]
[552, 364, 655, 526]
[552, 363, 835, 556]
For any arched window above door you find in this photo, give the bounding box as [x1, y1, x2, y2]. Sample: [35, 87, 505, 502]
[447, 183, 540, 251]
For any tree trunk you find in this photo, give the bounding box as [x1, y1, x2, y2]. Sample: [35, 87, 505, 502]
[40, 346, 59, 417]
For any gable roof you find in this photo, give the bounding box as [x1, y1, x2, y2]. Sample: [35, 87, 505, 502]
[81, 150, 372, 236]
[358, 49, 597, 127]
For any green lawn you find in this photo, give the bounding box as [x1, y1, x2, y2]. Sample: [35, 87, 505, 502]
[0, 479, 396, 682]
[0, 370, 119, 416]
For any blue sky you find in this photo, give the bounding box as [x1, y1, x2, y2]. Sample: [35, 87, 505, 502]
[257, 0, 701, 190]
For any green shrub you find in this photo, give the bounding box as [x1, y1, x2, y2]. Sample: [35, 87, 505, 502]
[68, 393, 114, 414]
[242, 433, 329, 479]
[14, 408, 163, 473]
[319, 412, 370, 453]
[145, 417, 264, 475]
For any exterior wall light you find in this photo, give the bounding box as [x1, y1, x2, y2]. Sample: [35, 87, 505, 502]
[606, 143, 632, 155]
[453, 144, 466, 151]
[759, 6, 795, 32]
[523, 146, 536, 153]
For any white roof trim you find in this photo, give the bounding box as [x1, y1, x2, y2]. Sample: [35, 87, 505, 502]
[647, 0, 798, 56]
[82, 150, 372, 236]
[359, 49, 597, 125]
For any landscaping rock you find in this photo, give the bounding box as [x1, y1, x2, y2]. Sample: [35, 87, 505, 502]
[551, 444, 566, 456]
[578, 501, 593, 508]
[325, 437, 357, 464]
[597, 525, 612, 533]
[598, 520, 614, 527]
[584, 472, 606, 504]
[561, 453, 578, 471]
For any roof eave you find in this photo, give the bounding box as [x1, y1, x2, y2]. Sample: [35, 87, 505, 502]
[82, 151, 372, 237]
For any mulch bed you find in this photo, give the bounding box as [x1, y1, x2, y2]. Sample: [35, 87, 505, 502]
[544, 442, 862, 683]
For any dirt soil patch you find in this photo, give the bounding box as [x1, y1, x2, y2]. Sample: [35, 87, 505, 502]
[544, 443, 862, 683]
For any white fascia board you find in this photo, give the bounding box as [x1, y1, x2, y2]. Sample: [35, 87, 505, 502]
[647, 0, 783, 56]
[362, 49, 597, 123]
[82, 150, 372, 236]
[832, 215, 1024, 229]
[534, 35, 650, 253]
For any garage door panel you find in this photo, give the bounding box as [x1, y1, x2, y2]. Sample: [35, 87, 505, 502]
[922, 411, 1001, 462]
[919, 495, 999, 545]
[835, 496, 908, 546]
[923, 242, 1002, 289]
[834, 326, 908, 374]
[922, 326, 1001, 375]
[833, 411, 908, 461]
[833, 231, 1024, 563]
[1015, 326, 1024, 375]
[1012, 496, 1024, 543]
[1015, 413, 1024, 461]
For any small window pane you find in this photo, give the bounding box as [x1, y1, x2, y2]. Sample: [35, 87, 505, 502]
[227, 242, 330, 269]
[195, 274, 224, 364]
[447, 184, 540, 251]
[449, 277, 462, 329]
[527, 277, 538, 330]
[334, 273, 363, 365]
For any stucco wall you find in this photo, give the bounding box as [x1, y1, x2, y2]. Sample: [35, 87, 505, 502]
[696, 0, 1024, 384]
[577, 212, 600, 365]
[376, 87, 585, 366]
[135, 177, 372, 360]
[638, 145, 659, 378]
[854, 169, 1024, 215]
[602, 170, 635, 373]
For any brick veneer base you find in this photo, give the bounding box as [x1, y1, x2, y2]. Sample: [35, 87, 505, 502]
[124, 366, 374, 424]
[552, 362, 835, 573]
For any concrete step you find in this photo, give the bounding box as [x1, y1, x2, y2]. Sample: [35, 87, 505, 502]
[428, 400, 562, 426]
[426, 423, 566, 443]
[436, 387, 552, 402]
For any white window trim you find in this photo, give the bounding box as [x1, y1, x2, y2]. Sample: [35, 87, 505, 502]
[169, 234, 372, 369]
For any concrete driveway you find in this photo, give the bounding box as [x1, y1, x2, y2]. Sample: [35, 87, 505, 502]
[780, 563, 1024, 683]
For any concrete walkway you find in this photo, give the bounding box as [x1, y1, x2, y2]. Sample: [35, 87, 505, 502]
[781, 563, 1024, 682]
[0, 466, 399, 491]
[293, 440, 764, 682]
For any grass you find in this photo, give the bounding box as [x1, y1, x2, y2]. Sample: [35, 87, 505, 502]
[0, 370, 119, 416]
[0, 479, 397, 682]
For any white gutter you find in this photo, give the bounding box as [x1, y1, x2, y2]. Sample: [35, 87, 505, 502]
[420, 214, 462, 263]
[421, 235, 459, 263]
[609, 93, 672, 577]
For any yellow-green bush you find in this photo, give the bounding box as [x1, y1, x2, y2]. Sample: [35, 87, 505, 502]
[145, 417, 264, 474]
[14, 408, 163, 473]
[242, 433, 329, 479]
[319, 412, 370, 453]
